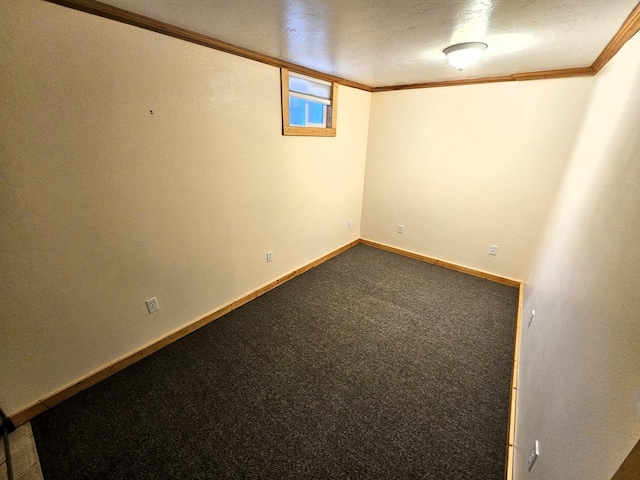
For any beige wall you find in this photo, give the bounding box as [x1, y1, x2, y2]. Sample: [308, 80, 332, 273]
[361, 78, 593, 281]
[2, 4, 639, 475]
[0, 0, 371, 415]
[515, 32, 640, 480]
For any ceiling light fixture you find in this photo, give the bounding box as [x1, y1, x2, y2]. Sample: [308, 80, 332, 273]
[443, 42, 488, 70]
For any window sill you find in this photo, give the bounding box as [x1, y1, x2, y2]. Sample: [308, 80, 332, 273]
[283, 126, 337, 137]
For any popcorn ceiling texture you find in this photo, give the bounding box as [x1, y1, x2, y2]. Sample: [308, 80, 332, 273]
[93, 0, 637, 86]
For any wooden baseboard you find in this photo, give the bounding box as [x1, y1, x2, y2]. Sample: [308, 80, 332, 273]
[505, 284, 524, 480]
[359, 239, 521, 288]
[10, 237, 522, 428]
[9, 239, 360, 426]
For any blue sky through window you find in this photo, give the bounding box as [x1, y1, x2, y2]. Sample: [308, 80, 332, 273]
[289, 97, 325, 127]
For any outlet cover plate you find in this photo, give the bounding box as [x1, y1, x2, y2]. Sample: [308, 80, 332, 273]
[146, 297, 159, 314]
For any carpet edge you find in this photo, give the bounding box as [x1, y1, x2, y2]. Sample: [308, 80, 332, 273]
[359, 238, 521, 288]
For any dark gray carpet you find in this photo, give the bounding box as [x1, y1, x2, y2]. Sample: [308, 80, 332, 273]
[32, 244, 518, 479]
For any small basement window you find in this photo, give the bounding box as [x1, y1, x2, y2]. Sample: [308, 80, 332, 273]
[281, 69, 338, 137]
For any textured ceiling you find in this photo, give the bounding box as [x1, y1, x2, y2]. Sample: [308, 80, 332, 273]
[93, 0, 638, 87]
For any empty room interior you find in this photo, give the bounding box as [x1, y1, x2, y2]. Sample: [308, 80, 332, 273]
[1, 0, 640, 479]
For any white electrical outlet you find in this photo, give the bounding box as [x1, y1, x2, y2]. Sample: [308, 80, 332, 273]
[266, 251, 273, 263]
[528, 309, 536, 327]
[347, 220, 352, 229]
[489, 245, 499, 256]
[397, 225, 404, 234]
[146, 297, 159, 314]
[527, 440, 540, 471]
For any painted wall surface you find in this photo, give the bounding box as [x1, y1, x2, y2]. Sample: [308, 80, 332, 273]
[0, 0, 371, 415]
[361, 79, 593, 281]
[514, 33, 640, 480]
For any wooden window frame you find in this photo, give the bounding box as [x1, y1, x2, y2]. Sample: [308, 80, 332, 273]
[281, 69, 338, 137]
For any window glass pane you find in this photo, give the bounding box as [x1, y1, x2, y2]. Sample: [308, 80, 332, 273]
[288, 97, 327, 127]
[308, 101, 325, 125]
[289, 97, 306, 126]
